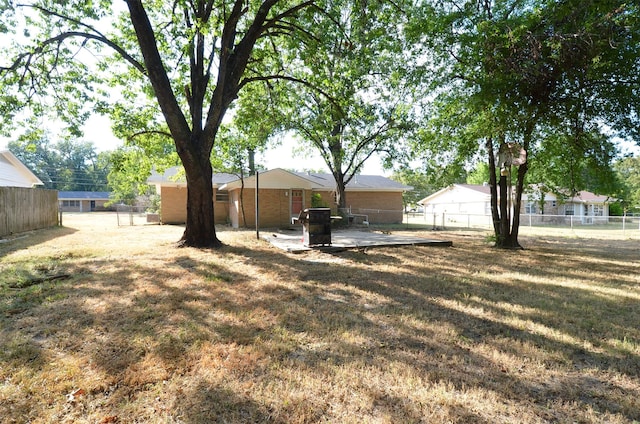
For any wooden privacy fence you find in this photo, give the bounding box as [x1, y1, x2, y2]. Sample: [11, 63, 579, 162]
[0, 187, 58, 237]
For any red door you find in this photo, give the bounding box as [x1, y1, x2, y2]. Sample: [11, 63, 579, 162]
[291, 190, 303, 216]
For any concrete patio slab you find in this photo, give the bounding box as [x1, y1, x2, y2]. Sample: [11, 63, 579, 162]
[263, 230, 452, 253]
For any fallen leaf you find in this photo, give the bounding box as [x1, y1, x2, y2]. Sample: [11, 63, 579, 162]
[66, 388, 86, 403]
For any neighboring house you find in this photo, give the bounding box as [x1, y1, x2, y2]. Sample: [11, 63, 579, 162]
[418, 184, 611, 224]
[58, 191, 112, 212]
[523, 190, 611, 224]
[419, 184, 493, 216]
[148, 167, 411, 228]
[0, 150, 43, 187]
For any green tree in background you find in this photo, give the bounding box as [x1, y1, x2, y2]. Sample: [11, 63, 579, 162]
[283, 0, 412, 211]
[392, 168, 440, 208]
[615, 156, 640, 214]
[525, 126, 624, 208]
[8, 130, 109, 191]
[108, 133, 179, 205]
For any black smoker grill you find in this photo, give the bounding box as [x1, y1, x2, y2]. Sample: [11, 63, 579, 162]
[297, 208, 332, 247]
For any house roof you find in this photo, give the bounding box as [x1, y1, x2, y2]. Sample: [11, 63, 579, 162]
[568, 191, 610, 203]
[220, 168, 412, 192]
[418, 184, 491, 205]
[457, 183, 491, 195]
[147, 167, 238, 188]
[221, 168, 317, 190]
[296, 172, 412, 191]
[0, 150, 43, 188]
[58, 191, 111, 200]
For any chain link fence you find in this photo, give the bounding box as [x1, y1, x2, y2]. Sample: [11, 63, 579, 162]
[404, 212, 640, 239]
[338, 207, 404, 226]
[116, 205, 160, 226]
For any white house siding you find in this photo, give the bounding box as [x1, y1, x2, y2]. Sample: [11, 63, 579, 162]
[522, 192, 610, 224]
[0, 151, 43, 188]
[421, 185, 491, 216]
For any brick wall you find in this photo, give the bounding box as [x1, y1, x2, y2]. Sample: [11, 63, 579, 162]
[214, 196, 229, 224]
[160, 186, 187, 224]
[160, 186, 228, 225]
[343, 191, 404, 224]
[231, 188, 293, 228]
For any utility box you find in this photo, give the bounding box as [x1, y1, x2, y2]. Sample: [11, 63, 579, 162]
[298, 208, 332, 247]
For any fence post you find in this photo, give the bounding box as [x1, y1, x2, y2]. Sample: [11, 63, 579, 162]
[442, 213, 445, 229]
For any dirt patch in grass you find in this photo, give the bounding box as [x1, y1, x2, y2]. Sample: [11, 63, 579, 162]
[1, 213, 639, 423]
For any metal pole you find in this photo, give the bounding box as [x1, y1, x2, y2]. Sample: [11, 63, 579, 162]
[255, 171, 260, 240]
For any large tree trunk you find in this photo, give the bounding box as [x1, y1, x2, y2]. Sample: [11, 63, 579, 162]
[489, 137, 525, 249]
[486, 137, 501, 236]
[508, 161, 529, 248]
[498, 173, 509, 244]
[334, 171, 347, 211]
[179, 153, 221, 248]
[498, 121, 534, 249]
[496, 169, 524, 249]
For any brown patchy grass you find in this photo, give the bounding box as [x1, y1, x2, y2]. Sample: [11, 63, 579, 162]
[1, 213, 639, 423]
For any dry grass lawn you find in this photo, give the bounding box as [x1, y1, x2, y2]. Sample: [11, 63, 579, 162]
[1, 213, 639, 423]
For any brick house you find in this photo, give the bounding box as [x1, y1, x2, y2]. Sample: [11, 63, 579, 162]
[148, 167, 411, 228]
[147, 167, 237, 225]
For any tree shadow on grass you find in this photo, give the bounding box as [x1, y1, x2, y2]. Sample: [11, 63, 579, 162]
[0, 225, 77, 258]
[1, 233, 639, 422]
[173, 382, 283, 423]
[207, 241, 639, 421]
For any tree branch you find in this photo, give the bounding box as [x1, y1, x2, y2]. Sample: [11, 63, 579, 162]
[13, 4, 146, 74]
[127, 130, 174, 142]
[263, 1, 317, 32]
[125, 0, 191, 152]
[239, 74, 344, 117]
[1, 31, 146, 76]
